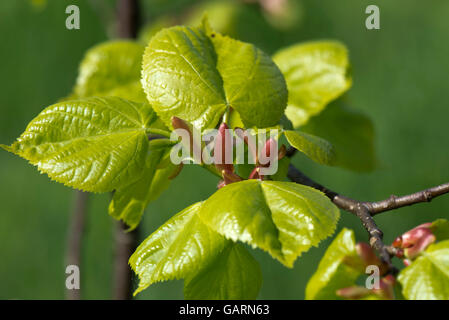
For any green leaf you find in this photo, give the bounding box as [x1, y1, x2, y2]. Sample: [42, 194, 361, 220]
[273, 41, 352, 127]
[398, 240, 449, 300]
[108, 146, 174, 230]
[74, 41, 146, 102]
[198, 180, 340, 267]
[2, 97, 157, 192]
[431, 219, 449, 242]
[284, 130, 335, 165]
[301, 103, 377, 172]
[146, 157, 178, 204]
[130, 202, 228, 295]
[306, 228, 363, 300]
[184, 242, 262, 300]
[141, 22, 287, 130]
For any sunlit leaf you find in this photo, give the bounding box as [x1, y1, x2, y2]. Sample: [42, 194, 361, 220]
[74, 41, 146, 102]
[431, 219, 449, 242]
[141, 21, 287, 130]
[284, 130, 335, 165]
[184, 242, 262, 299]
[199, 180, 340, 267]
[108, 146, 175, 230]
[130, 202, 228, 295]
[306, 228, 362, 300]
[273, 41, 351, 127]
[2, 97, 156, 192]
[398, 240, 449, 300]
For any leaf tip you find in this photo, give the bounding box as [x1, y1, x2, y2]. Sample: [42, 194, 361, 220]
[0, 144, 12, 153]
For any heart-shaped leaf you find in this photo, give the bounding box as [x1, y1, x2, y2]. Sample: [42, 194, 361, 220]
[73, 41, 146, 102]
[398, 240, 449, 300]
[130, 202, 228, 295]
[273, 41, 352, 127]
[108, 146, 177, 230]
[141, 21, 287, 130]
[198, 180, 340, 267]
[306, 228, 362, 300]
[184, 242, 262, 300]
[284, 130, 335, 165]
[1, 97, 157, 192]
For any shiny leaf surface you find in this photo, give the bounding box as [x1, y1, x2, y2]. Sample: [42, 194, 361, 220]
[199, 180, 340, 267]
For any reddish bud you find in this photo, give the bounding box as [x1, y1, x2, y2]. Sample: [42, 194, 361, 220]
[392, 236, 402, 248]
[235, 128, 258, 164]
[356, 243, 381, 267]
[171, 116, 202, 163]
[248, 167, 262, 180]
[374, 275, 396, 300]
[222, 170, 242, 185]
[401, 224, 433, 248]
[393, 223, 436, 260]
[171, 116, 191, 132]
[356, 242, 389, 275]
[214, 123, 234, 173]
[168, 163, 184, 180]
[404, 232, 436, 259]
[395, 248, 404, 258]
[258, 138, 277, 167]
[217, 180, 226, 189]
[278, 144, 287, 160]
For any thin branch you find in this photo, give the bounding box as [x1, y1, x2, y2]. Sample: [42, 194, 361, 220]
[112, 0, 141, 300]
[116, 0, 140, 38]
[287, 164, 449, 273]
[366, 183, 449, 215]
[113, 221, 139, 300]
[65, 190, 88, 300]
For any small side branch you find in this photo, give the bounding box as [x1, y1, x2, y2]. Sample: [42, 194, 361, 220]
[287, 164, 449, 273]
[366, 183, 449, 215]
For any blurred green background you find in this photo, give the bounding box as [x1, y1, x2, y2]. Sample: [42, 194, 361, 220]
[1, 0, 448, 299]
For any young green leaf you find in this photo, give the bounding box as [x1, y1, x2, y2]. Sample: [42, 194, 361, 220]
[108, 146, 174, 230]
[273, 41, 352, 127]
[141, 22, 287, 130]
[184, 242, 262, 300]
[301, 103, 377, 172]
[130, 202, 228, 295]
[2, 97, 157, 192]
[73, 41, 146, 102]
[431, 219, 449, 241]
[198, 180, 340, 267]
[284, 130, 335, 165]
[306, 228, 362, 300]
[398, 240, 449, 300]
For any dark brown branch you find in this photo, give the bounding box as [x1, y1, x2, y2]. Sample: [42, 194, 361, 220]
[116, 0, 140, 38]
[112, 0, 141, 300]
[65, 190, 88, 300]
[113, 221, 139, 300]
[365, 183, 449, 215]
[287, 164, 449, 273]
